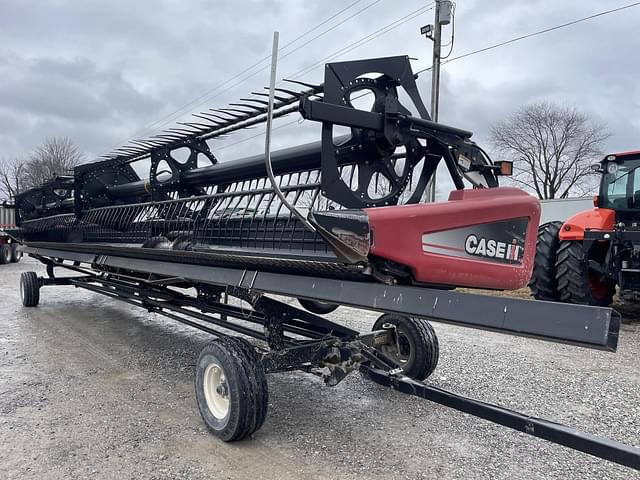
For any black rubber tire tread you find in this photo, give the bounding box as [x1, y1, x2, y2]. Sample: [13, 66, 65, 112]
[195, 337, 267, 441]
[20, 271, 40, 307]
[298, 299, 339, 315]
[0, 244, 11, 264]
[9, 243, 21, 263]
[556, 240, 615, 306]
[528, 221, 563, 301]
[225, 337, 269, 437]
[372, 314, 439, 380]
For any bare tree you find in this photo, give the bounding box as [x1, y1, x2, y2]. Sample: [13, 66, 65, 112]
[23, 137, 83, 189]
[0, 158, 27, 200]
[0, 137, 83, 201]
[490, 102, 609, 199]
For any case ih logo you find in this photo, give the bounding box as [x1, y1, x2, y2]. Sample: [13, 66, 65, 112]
[421, 218, 528, 265]
[464, 235, 522, 262]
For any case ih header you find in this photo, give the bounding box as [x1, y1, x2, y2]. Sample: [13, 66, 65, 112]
[13, 55, 639, 470]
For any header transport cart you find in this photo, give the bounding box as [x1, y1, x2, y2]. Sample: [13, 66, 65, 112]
[14, 55, 640, 470]
[0, 202, 22, 265]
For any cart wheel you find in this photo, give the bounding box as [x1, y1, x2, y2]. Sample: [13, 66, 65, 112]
[10, 244, 22, 263]
[371, 314, 439, 380]
[20, 272, 40, 307]
[0, 244, 11, 264]
[195, 337, 268, 441]
[298, 299, 339, 315]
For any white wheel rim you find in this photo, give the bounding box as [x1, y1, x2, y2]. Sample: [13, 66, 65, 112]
[203, 362, 230, 419]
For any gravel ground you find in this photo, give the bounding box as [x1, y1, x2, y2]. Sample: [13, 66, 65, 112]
[0, 257, 639, 480]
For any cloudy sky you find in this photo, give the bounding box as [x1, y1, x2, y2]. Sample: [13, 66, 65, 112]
[1, 0, 638, 197]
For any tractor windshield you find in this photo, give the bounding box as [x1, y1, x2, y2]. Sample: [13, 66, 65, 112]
[601, 159, 640, 210]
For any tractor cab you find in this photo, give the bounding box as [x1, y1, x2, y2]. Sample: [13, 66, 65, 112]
[597, 150, 640, 221]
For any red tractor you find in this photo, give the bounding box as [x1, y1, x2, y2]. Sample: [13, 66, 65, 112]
[530, 149, 640, 306]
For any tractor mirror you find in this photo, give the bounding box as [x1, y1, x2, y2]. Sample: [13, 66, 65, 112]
[590, 163, 604, 173]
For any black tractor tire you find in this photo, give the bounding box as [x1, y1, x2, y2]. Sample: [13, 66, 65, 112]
[370, 314, 439, 381]
[529, 221, 563, 301]
[195, 337, 268, 441]
[556, 240, 615, 307]
[20, 271, 40, 307]
[10, 243, 22, 263]
[298, 299, 339, 315]
[0, 244, 11, 264]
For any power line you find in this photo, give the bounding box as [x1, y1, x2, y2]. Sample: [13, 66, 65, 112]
[108, 0, 374, 148]
[128, 0, 382, 140]
[276, 0, 384, 64]
[288, 3, 435, 81]
[214, 2, 640, 155]
[111, 1, 432, 157]
[415, 1, 640, 75]
[204, 4, 436, 155]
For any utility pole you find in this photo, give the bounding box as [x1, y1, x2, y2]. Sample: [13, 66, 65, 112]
[422, 0, 452, 202]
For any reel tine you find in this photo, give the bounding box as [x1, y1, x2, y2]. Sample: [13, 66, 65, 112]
[193, 112, 224, 124]
[256, 90, 292, 102]
[113, 148, 139, 156]
[230, 102, 265, 112]
[179, 121, 212, 129]
[135, 139, 164, 148]
[168, 127, 199, 135]
[273, 87, 303, 97]
[208, 109, 238, 121]
[115, 145, 142, 153]
[152, 134, 185, 141]
[240, 97, 269, 106]
[219, 108, 253, 117]
[282, 78, 321, 90]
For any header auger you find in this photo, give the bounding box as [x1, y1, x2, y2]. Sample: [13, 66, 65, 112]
[12, 55, 640, 470]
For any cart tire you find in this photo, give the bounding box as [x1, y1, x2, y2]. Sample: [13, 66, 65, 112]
[298, 299, 339, 315]
[10, 243, 22, 263]
[195, 337, 268, 441]
[0, 244, 11, 264]
[20, 271, 40, 307]
[371, 314, 439, 380]
[226, 337, 269, 433]
[528, 221, 563, 301]
[556, 240, 615, 306]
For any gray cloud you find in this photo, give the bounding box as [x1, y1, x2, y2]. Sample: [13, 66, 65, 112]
[0, 0, 638, 199]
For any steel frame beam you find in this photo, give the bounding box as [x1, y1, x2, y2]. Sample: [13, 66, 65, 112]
[364, 367, 640, 470]
[22, 245, 619, 351]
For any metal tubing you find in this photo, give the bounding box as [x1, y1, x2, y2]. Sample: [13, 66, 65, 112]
[365, 367, 640, 470]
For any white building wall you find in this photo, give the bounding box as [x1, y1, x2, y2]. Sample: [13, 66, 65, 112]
[539, 197, 593, 225]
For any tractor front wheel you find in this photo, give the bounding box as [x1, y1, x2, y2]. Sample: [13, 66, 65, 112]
[555, 240, 615, 306]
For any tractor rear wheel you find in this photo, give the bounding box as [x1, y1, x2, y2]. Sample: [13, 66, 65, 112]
[556, 240, 615, 306]
[529, 221, 563, 301]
